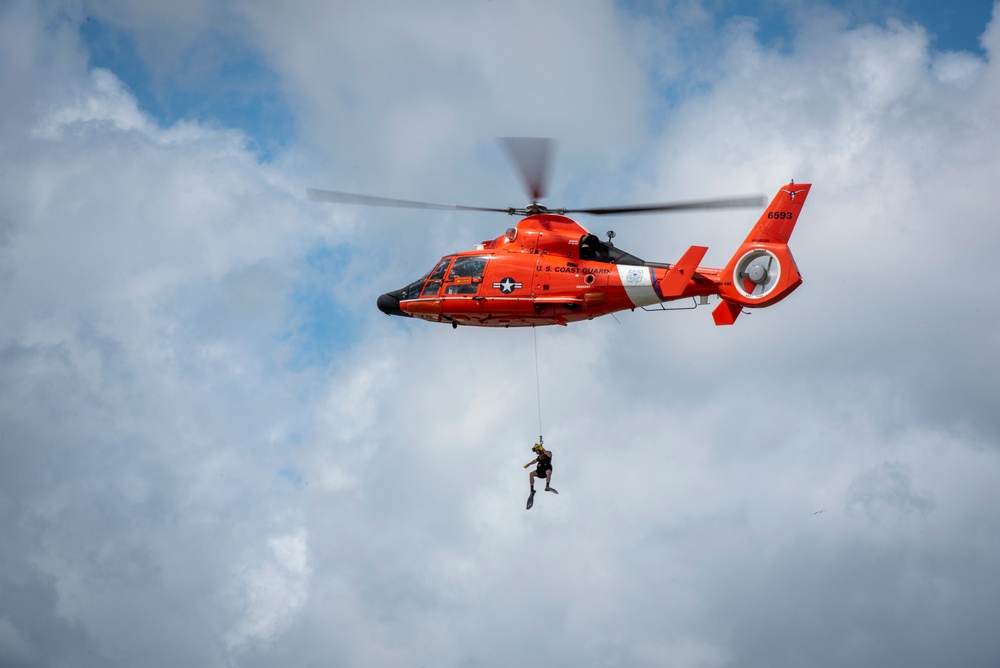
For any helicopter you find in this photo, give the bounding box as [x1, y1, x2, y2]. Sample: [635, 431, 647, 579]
[308, 138, 811, 328]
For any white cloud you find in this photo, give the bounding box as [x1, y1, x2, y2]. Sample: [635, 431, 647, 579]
[226, 529, 312, 656]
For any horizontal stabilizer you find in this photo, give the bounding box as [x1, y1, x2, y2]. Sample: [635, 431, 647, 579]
[658, 245, 708, 298]
[712, 300, 742, 326]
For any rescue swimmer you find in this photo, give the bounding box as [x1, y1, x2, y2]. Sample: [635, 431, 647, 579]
[524, 443, 558, 510]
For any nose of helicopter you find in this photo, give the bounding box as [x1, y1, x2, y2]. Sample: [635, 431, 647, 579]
[377, 290, 409, 317]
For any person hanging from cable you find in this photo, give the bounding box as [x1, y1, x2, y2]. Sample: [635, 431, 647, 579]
[524, 441, 557, 509]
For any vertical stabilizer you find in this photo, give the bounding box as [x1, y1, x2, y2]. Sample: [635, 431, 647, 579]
[742, 183, 811, 245]
[713, 183, 812, 325]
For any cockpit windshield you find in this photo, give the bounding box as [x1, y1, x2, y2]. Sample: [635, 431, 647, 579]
[418, 257, 454, 297]
[398, 274, 429, 301]
[398, 254, 491, 300]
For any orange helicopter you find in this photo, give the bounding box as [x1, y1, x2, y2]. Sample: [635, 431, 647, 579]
[309, 138, 811, 328]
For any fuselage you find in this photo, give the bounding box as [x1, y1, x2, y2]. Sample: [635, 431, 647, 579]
[377, 213, 724, 327]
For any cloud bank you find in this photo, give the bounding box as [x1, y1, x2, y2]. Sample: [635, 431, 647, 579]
[1, 1, 999, 666]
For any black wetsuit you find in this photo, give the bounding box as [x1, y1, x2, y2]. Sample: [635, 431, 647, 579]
[535, 451, 552, 477]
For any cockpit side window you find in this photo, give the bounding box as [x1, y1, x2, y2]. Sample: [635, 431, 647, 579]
[420, 257, 453, 297]
[445, 255, 489, 295]
[448, 256, 488, 279]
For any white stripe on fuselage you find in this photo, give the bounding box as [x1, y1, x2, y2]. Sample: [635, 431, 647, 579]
[616, 265, 660, 307]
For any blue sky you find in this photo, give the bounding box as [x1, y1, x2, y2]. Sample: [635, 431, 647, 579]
[78, 1, 995, 162]
[80, 14, 296, 160]
[723, 0, 995, 52]
[4, 1, 1000, 667]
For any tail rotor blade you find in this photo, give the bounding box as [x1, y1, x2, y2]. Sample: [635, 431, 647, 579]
[761, 255, 775, 294]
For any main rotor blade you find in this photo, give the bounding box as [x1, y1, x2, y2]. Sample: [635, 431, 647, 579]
[564, 194, 767, 216]
[500, 137, 554, 203]
[306, 188, 509, 214]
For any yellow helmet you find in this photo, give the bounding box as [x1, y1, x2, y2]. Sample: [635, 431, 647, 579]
[533, 443, 543, 452]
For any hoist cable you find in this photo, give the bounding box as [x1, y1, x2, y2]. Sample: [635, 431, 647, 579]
[533, 326, 544, 443]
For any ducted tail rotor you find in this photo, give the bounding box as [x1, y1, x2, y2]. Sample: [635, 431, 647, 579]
[735, 249, 781, 298]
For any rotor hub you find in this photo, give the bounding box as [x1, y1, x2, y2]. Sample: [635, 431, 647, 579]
[747, 264, 768, 284]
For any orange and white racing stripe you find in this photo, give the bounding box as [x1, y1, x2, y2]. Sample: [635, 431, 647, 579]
[617, 265, 663, 307]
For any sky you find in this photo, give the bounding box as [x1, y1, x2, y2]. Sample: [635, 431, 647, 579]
[2, 0, 1000, 667]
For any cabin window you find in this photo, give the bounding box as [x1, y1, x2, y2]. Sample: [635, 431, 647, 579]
[445, 284, 478, 295]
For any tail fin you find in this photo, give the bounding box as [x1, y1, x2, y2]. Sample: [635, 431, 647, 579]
[712, 183, 811, 325]
[740, 183, 811, 245]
